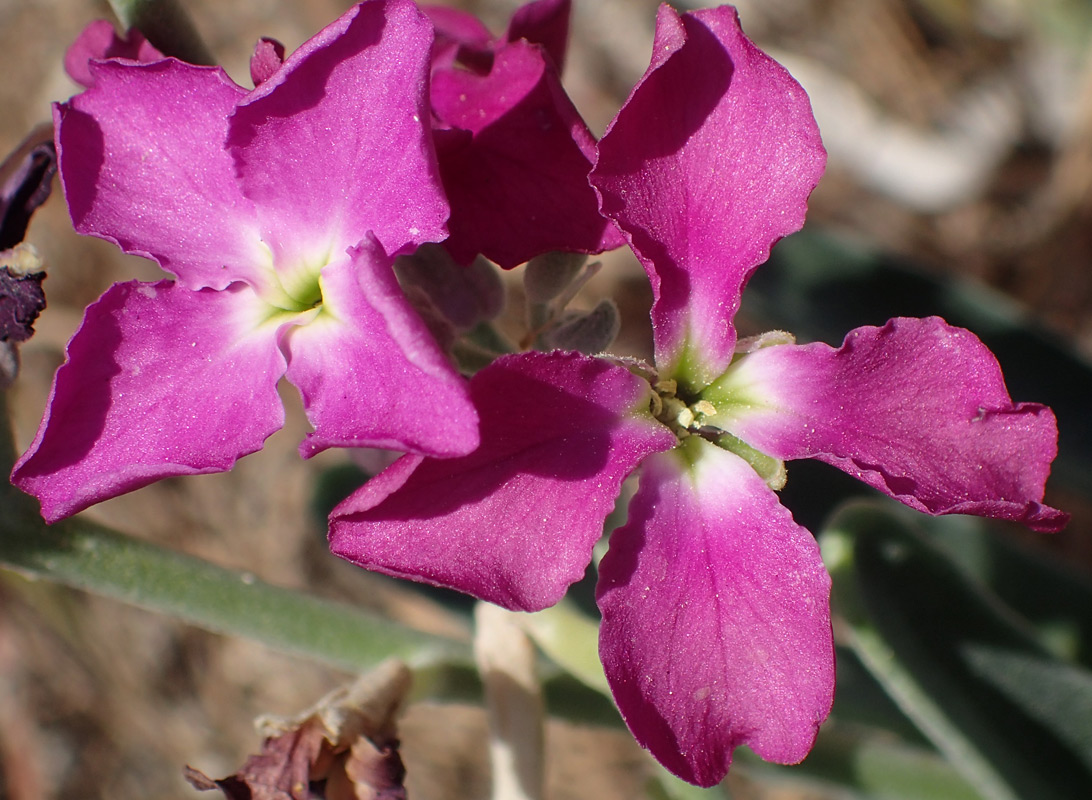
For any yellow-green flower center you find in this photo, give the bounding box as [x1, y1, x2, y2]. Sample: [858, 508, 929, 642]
[651, 361, 787, 491]
[255, 242, 331, 320]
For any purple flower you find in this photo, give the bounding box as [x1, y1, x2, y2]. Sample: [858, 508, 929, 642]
[328, 4, 1066, 786]
[62, 1, 617, 270]
[11, 0, 480, 523]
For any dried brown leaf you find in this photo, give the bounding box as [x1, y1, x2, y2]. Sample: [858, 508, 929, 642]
[186, 660, 411, 800]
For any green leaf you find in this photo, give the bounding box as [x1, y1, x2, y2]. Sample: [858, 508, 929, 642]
[0, 391, 468, 674]
[0, 510, 469, 673]
[737, 724, 983, 800]
[829, 645, 928, 745]
[909, 513, 1092, 669]
[822, 501, 1092, 800]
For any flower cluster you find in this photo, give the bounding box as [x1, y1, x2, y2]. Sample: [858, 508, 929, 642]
[11, 0, 1066, 787]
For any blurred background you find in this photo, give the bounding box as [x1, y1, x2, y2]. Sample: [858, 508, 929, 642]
[1, 0, 1090, 797]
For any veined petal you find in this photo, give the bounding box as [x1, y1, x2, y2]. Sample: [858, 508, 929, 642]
[56, 60, 265, 291]
[433, 39, 622, 267]
[597, 437, 834, 786]
[228, 0, 447, 264]
[284, 235, 479, 459]
[329, 351, 675, 611]
[591, 5, 825, 391]
[707, 317, 1068, 532]
[11, 281, 286, 522]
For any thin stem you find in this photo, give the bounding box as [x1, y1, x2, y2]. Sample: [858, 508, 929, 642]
[475, 602, 545, 800]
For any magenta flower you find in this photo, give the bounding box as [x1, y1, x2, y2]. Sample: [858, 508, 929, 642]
[12, 0, 480, 523]
[61, 0, 617, 270]
[328, 4, 1066, 786]
[424, 0, 624, 267]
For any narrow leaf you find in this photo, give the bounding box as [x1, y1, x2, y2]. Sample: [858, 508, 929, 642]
[0, 510, 468, 673]
[0, 390, 467, 672]
[823, 501, 1092, 800]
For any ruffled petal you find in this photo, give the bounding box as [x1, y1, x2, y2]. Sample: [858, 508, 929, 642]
[505, 0, 570, 71]
[250, 37, 286, 87]
[706, 317, 1068, 531]
[56, 60, 266, 291]
[11, 281, 286, 522]
[329, 351, 675, 611]
[64, 19, 164, 88]
[591, 5, 824, 390]
[228, 0, 447, 264]
[596, 437, 834, 786]
[425, 0, 570, 75]
[284, 235, 479, 459]
[424, 5, 493, 71]
[433, 39, 622, 267]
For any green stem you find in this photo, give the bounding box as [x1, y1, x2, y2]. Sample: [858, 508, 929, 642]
[107, 0, 216, 65]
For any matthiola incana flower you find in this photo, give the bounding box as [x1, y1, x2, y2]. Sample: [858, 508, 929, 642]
[61, 0, 617, 272]
[12, 0, 480, 522]
[328, 4, 1067, 786]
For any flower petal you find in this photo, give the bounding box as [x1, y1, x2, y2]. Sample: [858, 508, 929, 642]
[329, 351, 675, 611]
[424, 5, 493, 71]
[505, 0, 571, 71]
[433, 39, 623, 267]
[591, 5, 825, 390]
[228, 0, 447, 264]
[284, 235, 479, 459]
[11, 281, 286, 522]
[707, 317, 1068, 531]
[55, 59, 266, 291]
[250, 37, 286, 87]
[596, 437, 834, 786]
[63, 19, 164, 88]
